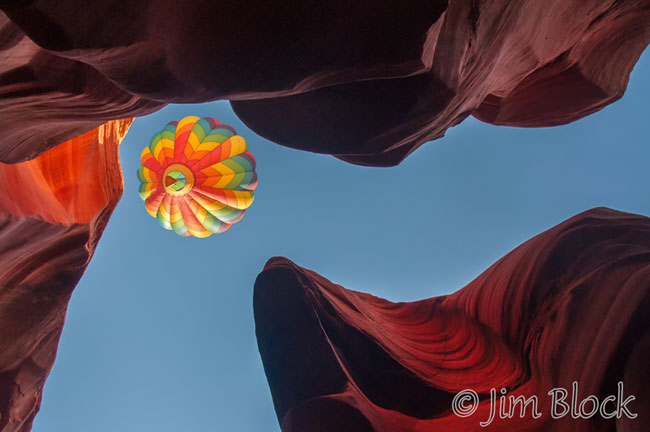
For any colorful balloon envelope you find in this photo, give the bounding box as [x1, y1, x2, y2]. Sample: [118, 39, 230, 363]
[137, 116, 257, 237]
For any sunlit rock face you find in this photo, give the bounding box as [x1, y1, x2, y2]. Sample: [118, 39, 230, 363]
[0, 119, 131, 432]
[254, 208, 650, 431]
[2, 1, 649, 166]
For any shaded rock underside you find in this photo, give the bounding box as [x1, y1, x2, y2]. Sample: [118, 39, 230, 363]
[1, 1, 649, 165]
[255, 208, 650, 431]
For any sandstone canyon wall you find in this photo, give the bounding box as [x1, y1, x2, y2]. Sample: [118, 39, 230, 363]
[254, 208, 650, 431]
[0, 120, 131, 431]
[1, 1, 649, 165]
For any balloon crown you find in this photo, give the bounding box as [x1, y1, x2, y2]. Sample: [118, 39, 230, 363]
[137, 116, 257, 238]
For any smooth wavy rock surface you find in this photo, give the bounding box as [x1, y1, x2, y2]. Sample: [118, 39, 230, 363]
[2, 1, 649, 166]
[233, 0, 650, 166]
[0, 119, 131, 432]
[0, 1, 447, 102]
[254, 208, 650, 431]
[0, 12, 162, 163]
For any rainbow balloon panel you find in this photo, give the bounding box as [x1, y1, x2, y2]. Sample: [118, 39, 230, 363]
[137, 116, 257, 238]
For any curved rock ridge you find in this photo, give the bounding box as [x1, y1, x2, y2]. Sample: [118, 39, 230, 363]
[0, 13, 163, 163]
[254, 208, 650, 431]
[2, 1, 649, 166]
[233, 0, 650, 166]
[1, 1, 447, 102]
[0, 119, 132, 432]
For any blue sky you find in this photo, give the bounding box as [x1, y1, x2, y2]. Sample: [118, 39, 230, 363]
[33, 49, 648, 432]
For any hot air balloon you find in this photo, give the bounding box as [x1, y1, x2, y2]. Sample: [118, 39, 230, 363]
[137, 116, 257, 237]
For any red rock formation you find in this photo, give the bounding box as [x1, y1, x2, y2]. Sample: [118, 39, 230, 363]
[0, 1, 443, 163]
[254, 208, 650, 431]
[0, 119, 131, 432]
[233, 0, 650, 166]
[0, 1, 447, 101]
[2, 1, 649, 166]
[0, 13, 162, 163]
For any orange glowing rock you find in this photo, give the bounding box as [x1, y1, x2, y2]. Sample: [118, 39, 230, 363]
[0, 119, 132, 224]
[0, 119, 132, 431]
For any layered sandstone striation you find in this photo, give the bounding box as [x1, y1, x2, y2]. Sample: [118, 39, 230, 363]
[233, 0, 650, 165]
[1, 1, 649, 165]
[254, 208, 650, 431]
[0, 13, 162, 163]
[0, 120, 132, 432]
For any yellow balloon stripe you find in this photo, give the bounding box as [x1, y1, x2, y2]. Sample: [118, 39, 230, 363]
[139, 166, 155, 183]
[152, 138, 164, 161]
[227, 136, 248, 157]
[157, 194, 172, 229]
[145, 189, 165, 217]
[180, 198, 213, 238]
[236, 191, 254, 208]
[194, 186, 254, 210]
[189, 192, 228, 211]
[192, 201, 208, 224]
[196, 140, 221, 152]
[175, 116, 200, 139]
[187, 132, 201, 151]
[204, 166, 234, 188]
